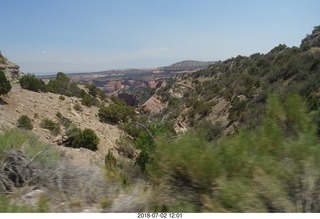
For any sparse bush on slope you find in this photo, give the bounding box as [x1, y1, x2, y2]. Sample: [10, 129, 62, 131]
[17, 115, 33, 130]
[40, 118, 60, 135]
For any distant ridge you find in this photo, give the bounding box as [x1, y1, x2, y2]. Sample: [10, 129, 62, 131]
[160, 60, 216, 72]
[38, 60, 216, 80]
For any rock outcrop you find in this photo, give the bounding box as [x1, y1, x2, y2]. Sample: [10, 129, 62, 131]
[301, 25, 320, 48]
[0, 52, 24, 82]
[142, 96, 167, 114]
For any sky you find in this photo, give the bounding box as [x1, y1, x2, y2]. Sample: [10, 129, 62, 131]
[1, 0, 319, 75]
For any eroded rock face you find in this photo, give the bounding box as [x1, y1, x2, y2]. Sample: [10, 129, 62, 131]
[142, 96, 167, 114]
[301, 25, 320, 48]
[0, 53, 24, 82]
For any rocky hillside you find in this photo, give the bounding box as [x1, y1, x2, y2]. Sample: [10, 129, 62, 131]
[143, 26, 320, 135]
[301, 25, 320, 48]
[0, 84, 122, 168]
[0, 70, 143, 212]
[2, 26, 320, 213]
[0, 53, 24, 82]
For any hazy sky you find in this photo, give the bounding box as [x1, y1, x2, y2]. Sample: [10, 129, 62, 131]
[1, 0, 319, 74]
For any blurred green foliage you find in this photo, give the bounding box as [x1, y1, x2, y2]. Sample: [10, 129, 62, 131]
[146, 94, 320, 212]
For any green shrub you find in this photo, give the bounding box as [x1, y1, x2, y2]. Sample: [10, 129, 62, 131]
[65, 127, 99, 151]
[0, 70, 11, 95]
[81, 91, 97, 107]
[19, 74, 46, 92]
[99, 103, 125, 124]
[104, 149, 132, 187]
[86, 83, 98, 97]
[75, 128, 100, 151]
[97, 88, 107, 100]
[17, 115, 33, 130]
[105, 150, 117, 171]
[86, 83, 107, 100]
[40, 118, 60, 135]
[59, 95, 65, 100]
[73, 103, 82, 111]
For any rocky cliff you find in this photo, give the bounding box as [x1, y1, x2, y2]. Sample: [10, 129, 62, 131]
[0, 52, 24, 82]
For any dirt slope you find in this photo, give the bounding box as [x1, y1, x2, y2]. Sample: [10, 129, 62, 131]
[0, 84, 122, 168]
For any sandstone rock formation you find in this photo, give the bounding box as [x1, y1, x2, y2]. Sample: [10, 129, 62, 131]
[0, 52, 24, 82]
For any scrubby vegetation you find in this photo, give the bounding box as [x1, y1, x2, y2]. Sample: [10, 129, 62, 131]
[86, 82, 106, 100]
[148, 27, 320, 137]
[99, 95, 135, 124]
[40, 118, 60, 135]
[140, 94, 320, 212]
[0, 129, 112, 212]
[81, 90, 96, 107]
[17, 115, 33, 130]
[65, 126, 100, 151]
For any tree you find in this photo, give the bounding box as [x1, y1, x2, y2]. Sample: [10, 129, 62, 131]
[81, 90, 97, 107]
[19, 74, 46, 92]
[99, 96, 135, 124]
[47, 72, 69, 94]
[46, 72, 83, 97]
[99, 103, 124, 124]
[0, 70, 11, 95]
[86, 83, 98, 97]
[56, 72, 70, 83]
